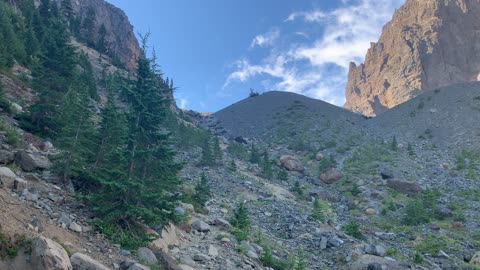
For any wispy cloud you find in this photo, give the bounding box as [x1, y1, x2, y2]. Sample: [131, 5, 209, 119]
[285, 10, 326, 22]
[224, 0, 404, 106]
[250, 29, 280, 48]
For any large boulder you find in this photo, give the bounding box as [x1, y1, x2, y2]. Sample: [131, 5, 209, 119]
[471, 251, 480, 265]
[0, 166, 17, 188]
[320, 168, 343, 184]
[0, 149, 14, 164]
[70, 252, 109, 270]
[31, 237, 72, 270]
[386, 179, 422, 195]
[279, 155, 304, 173]
[191, 220, 210, 232]
[137, 247, 158, 264]
[15, 150, 52, 171]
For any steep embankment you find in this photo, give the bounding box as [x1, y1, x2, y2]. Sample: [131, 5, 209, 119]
[345, 0, 480, 116]
[214, 91, 365, 139]
[368, 82, 480, 149]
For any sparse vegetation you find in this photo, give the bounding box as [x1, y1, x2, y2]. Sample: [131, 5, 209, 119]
[193, 173, 212, 208]
[342, 220, 362, 239]
[311, 198, 331, 223]
[230, 202, 252, 241]
[0, 119, 21, 146]
[319, 154, 336, 174]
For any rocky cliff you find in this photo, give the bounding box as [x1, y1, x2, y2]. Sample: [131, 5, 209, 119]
[67, 0, 140, 69]
[344, 0, 480, 116]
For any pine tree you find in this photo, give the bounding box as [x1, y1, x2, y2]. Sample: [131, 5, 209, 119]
[97, 24, 107, 54]
[249, 143, 261, 164]
[229, 160, 237, 172]
[277, 168, 288, 181]
[391, 135, 398, 151]
[262, 151, 273, 179]
[55, 75, 97, 184]
[199, 137, 213, 166]
[212, 136, 222, 164]
[193, 173, 211, 207]
[231, 202, 251, 231]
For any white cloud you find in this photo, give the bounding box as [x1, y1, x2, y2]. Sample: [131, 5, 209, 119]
[224, 0, 404, 106]
[250, 29, 280, 48]
[286, 10, 326, 22]
[178, 98, 188, 109]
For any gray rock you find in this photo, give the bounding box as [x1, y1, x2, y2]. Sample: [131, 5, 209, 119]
[386, 179, 422, 195]
[0, 149, 14, 164]
[70, 252, 110, 270]
[69, 222, 82, 233]
[437, 250, 450, 259]
[327, 236, 344, 247]
[15, 150, 52, 171]
[119, 259, 136, 270]
[191, 220, 210, 232]
[320, 237, 328, 250]
[364, 244, 386, 257]
[32, 218, 44, 233]
[193, 254, 209, 262]
[246, 250, 259, 260]
[120, 250, 132, 256]
[57, 213, 72, 227]
[31, 236, 72, 270]
[13, 177, 27, 191]
[208, 245, 219, 257]
[137, 247, 157, 264]
[174, 207, 185, 216]
[212, 218, 232, 229]
[0, 166, 16, 188]
[127, 263, 150, 270]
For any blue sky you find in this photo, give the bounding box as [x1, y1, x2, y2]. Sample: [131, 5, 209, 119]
[107, 0, 404, 112]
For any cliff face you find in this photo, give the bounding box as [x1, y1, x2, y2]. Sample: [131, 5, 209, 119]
[344, 0, 480, 116]
[55, 0, 140, 70]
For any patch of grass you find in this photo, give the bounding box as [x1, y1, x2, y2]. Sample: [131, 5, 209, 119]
[343, 144, 395, 175]
[416, 234, 453, 255]
[318, 154, 336, 174]
[403, 189, 440, 225]
[92, 221, 153, 250]
[0, 229, 29, 259]
[386, 247, 398, 257]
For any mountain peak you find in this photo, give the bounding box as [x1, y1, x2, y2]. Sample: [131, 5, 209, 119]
[344, 0, 480, 116]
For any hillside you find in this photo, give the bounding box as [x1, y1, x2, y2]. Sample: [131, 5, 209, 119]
[345, 0, 480, 116]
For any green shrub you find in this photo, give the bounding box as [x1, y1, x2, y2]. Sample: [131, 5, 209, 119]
[93, 221, 152, 249]
[277, 168, 288, 181]
[311, 198, 331, 223]
[413, 252, 424, 264]
[342, 220, 362, 239]
[230, 202, 251, 241]
[416, 234, 450, 255]
[319, 155, 336, 174]
[0, 119, 21, 146]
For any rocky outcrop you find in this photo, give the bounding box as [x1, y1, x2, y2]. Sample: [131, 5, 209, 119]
[345, 0, 480, 116]
[279, 155, 304, 173]
[70, 253, 110, 270]
[31, 237, 72, 270]
[53, 0, 140, 69]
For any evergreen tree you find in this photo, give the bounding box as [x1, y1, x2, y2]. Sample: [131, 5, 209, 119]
[229, 160, 237, 172]
[97, 23, 108, 53]
[0, 82, 12, 114]
[212, 136, 222, 164]
[391, 135, 398, 151]
[249, 143, 261, 164]
[193, 173, 211, 207]
[277, 168, 288, 181]
[262, 150, 273, 179]
[55, 75, 97, 184]
[231, 202, 251, 231]
[199, 137, 213, 166]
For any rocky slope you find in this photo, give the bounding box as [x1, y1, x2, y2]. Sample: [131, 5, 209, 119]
[345, 0, 480, 116]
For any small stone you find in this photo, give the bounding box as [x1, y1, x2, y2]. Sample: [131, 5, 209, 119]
[69, 222, 82, 233]
[208, 245, 219, 257]
[452, 221, 464, 229]
[174, 207, 186, 216]
[365, 208, 376, 215]
[192, 220, 210, 232]
[430, 224, 441, 230]
[364, 244, 386, 257]
[137, 247, 157, 264]
[193, 254, 209, 262]
[320, 237, 328, 250]
[120, 250, 131, 256]
[127, 263, 150, 270]
[264, 212, 272, 217]
[246, 250, 258, 260]
[57, 213, 72, 227]
[437, 250, 450, 259]
[13, 177, 27, 191]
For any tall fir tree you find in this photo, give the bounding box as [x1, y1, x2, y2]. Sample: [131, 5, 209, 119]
[262, 150, 273, 179]
[199, 137, 213, 166]
[193, 173, 212, 207]
[212, 136, 222, 164]
[249, 143, 261, 164]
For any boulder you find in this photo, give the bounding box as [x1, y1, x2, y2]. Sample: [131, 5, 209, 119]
[280, 155, 304, 173]
[320, 168, 344, 184]
[149, 223, 179, 252]
[0, 149, 14, 163]
[191, 220, 210, 232]
[315, 152, 324, 161]
[365, 208, 376, 216]
[193, 254, 209, 262]
[57, 213, 72, 227]
[69, 222, 82, 233]
[211, 218, 232, 229]
[208, 245, 219, 257]
[470, 251, 480, 265]
[127, 263, 150, 270]
[70, 252, 110, 270]
[0, 166, 16, 188]
[364, 244, 386, 257]
[31, 237, 72, 270]
[13, 177, 28, 191]
[15, 150, 52, 171]
[179, 202, 195, 213]
[386, 179, 422, 195]
[157, 251, 182, 270]
[137, 247, 158, 264]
